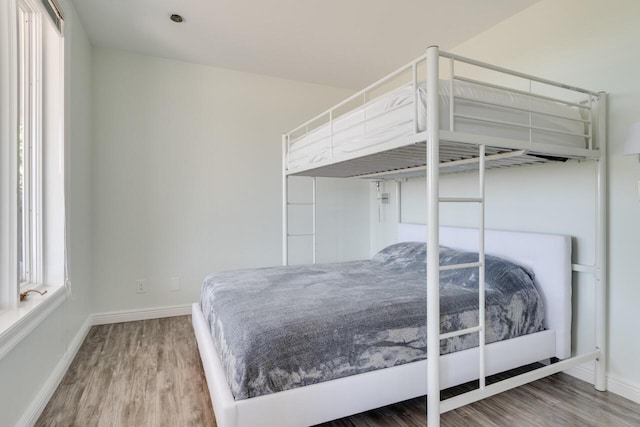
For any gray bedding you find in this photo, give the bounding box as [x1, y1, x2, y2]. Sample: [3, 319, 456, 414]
[200, 242, 544, 400]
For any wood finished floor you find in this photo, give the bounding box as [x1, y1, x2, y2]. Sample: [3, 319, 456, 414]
[36, 316, 640, 427]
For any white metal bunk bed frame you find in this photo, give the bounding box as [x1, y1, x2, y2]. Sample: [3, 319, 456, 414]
[281, 46, 607, 426]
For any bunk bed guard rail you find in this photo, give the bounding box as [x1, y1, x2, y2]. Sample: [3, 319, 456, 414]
[282, 49, 603, 180]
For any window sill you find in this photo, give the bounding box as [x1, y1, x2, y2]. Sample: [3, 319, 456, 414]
[0, 283, 66, 360]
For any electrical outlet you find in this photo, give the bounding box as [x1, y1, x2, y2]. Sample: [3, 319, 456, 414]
[136, 279, 147, 294]
[169, 277, 181, 292]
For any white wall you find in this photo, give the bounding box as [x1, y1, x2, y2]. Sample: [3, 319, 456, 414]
[91, 48, 370, 313]
[0, 1, 93, 425]
[382, 0, 640, 399]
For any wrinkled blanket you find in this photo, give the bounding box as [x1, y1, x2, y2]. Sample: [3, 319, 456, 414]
[200, 242, 544, 400]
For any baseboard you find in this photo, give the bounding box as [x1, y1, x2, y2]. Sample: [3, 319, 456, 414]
[565, 364, 640, 404]
[18, 314, 93, 427]
[15, 304, 192, 426]
[564, 363, 594, 384]
[92, 303, 192, 325]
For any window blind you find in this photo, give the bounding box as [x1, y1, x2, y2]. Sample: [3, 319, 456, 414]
[41, 0, 63, 33]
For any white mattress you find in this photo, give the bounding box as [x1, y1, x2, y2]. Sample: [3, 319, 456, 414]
[287, 80, 586, 171]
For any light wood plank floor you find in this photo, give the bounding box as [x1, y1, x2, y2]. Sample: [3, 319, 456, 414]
[36, 316, 640, 426]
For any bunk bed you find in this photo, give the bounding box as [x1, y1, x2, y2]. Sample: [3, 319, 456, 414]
[192, 46, 607, 427]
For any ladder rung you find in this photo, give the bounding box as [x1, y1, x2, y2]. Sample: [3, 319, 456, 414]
[440, 325, 482, 340]
[288, 233, 314, 237]
[439, 197, 483, 203]
[440, 261, 482, 271]
[287, 202, 314, 206]
[572, 263, 596, 273]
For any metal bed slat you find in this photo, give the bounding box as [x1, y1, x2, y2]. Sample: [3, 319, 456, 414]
[441, 150, 527, 168]
[355, 158, 543, 179]
[291, 149, 564, 179]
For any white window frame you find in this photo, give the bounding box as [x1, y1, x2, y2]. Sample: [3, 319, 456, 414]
[0, 0, 67, 360]
[17, 0, 44, 292]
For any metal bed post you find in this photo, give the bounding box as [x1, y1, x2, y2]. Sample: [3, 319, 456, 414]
[413, 63, 418, 134]
[594, 93, 608, 391]
[282, 134, 289, 266]
[395, 180, 402, 227]
[312, 177, 317, 264]
[449, 59, 454, 131]
[425, 45, 441, 427]
[478, 144, 486, 390]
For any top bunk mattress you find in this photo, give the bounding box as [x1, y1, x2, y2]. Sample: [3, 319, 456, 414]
[286, 79, 588, 172]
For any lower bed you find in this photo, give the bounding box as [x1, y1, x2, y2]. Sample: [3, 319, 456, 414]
[193, 226, 572, 427]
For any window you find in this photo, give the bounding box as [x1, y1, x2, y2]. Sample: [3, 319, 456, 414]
[18, 0, 43, 289]
[0, 0, 65, 313]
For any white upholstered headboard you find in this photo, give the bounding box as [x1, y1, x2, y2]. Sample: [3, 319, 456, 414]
[397, 223, 572, 360]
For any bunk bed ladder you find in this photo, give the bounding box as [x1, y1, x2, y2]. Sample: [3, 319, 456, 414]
[282, 135, 317, 266]
[427, 45, 489, 427]
[435, 149, 488, 402]
[438, 143, 488, 381]
[283, 183, 318, 266]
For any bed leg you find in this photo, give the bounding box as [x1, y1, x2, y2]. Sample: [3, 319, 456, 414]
[594, 93, 607, 392]
[426, 44, 441, 427]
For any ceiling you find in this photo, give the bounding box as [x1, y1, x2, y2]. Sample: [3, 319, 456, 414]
[72, 0, 540, 89]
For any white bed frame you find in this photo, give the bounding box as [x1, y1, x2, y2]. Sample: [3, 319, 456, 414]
[192, 225, 573, 427]
[194, 47, 607, 426]
[279, 47, 607, 426]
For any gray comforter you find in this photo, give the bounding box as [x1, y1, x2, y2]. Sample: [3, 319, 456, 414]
[200, 242, 544, 400]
